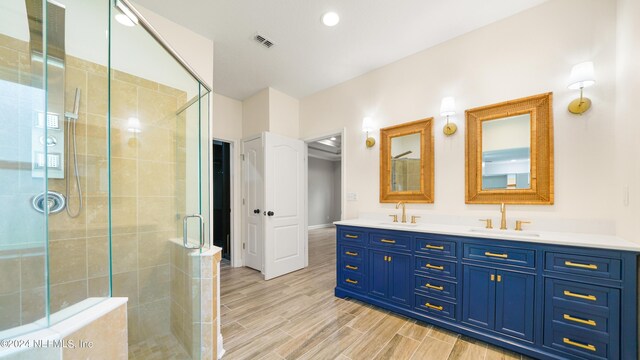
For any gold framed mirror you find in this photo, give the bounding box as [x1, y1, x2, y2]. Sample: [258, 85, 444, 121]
[465, 93, 554, 204]
[380, 118, 434, 203]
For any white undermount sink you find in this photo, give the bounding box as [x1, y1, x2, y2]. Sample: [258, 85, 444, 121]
[379, 222, 419, 227]
[470, 228, 540, 237]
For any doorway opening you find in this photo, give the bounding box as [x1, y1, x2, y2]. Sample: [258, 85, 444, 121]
[213, 140, 231, 260]
[306, 132, 344, 232]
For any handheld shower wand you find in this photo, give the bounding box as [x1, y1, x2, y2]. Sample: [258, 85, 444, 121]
[64, 88, 83, 218]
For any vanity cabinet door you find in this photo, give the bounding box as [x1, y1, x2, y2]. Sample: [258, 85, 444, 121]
[462, 265, 496, 330]
[369, 250, 389, 299]
[368, 250, 411, 307]
[463, 265, 535, 342]
[388, 252, 412, 307]
[495, 270, 535, 342]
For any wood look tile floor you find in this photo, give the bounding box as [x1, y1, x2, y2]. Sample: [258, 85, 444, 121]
[221, 228, 533, 360]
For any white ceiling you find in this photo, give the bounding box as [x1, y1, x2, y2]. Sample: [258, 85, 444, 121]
[133, 0, 548, 100]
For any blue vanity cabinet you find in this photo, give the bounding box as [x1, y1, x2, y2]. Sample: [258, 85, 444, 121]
[334, 224, 639, 360]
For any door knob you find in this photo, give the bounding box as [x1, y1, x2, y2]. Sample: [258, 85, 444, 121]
[253, 209, 260, 214]
[267, 211, 274, 216]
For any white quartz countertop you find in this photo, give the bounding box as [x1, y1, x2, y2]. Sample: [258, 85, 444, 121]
[334, 218, 640, 252]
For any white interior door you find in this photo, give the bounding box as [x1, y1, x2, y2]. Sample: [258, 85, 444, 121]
[242, 137, 263, 271]
[263, 132, 307, 280]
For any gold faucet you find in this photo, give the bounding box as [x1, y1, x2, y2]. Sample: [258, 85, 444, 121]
[500, 203, 507, 230]
[515, 220, 531, 231]
[396, 201, 407, 223]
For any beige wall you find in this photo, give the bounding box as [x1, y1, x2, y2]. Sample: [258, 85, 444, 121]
[615, 0, 640, 241]
[269, 88, 300, 139]
[242, 87, 300, 139]
[212, 93, 244, 267]
[242, 88, 270, 138]
[213, 93, 243, 141]
[300, 0, 621, 231]
[133, 3, 214, 90]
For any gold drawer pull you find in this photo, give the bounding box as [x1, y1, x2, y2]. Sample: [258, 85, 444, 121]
[345, 234, 359, 239]
[425, 245, 444, 250]
[345, 278, 358, 284]
[563, 290, 597, 301]
[380, 239, 396, 244]
[345, 251, 358, 256]
[564, 261, 598, 270]
[425, 283, 444, 291]
[425, 303, 443, 311]
[425, 264, 444, 271]
[345, 265, 358, 270]
[563, 314, 596, 327]
[562, 338, 596, 352]
[484, 251, 508, 259]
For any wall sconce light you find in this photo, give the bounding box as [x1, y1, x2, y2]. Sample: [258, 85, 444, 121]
[568, 61, 595, 115]
[362, 117, 376, 148]
[440, 97, 457, 136]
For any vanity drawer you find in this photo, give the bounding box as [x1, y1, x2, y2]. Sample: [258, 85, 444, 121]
[340, 245, 365, 262]
[544, 323, 611, 360]
[338, 228, 366, 243]
[463, 243, 535, 268]
[415, 237, 456, 258]
[414, 275, 457, 301]
[415, 294, 456, 320]
[340, 272, 365, 292]
[340, 258, 364, 275]
[415, 257, 457, 280]
[550, 306, 610, 333]
[544, 252, 621, 280]
[370, 232, 411, 250]
[545, 278, 619, 312]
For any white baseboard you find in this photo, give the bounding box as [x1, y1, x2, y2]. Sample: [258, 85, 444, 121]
[308, 223, 334, 230]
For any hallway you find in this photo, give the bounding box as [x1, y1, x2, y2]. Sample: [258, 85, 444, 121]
[220, 228, 531, 360]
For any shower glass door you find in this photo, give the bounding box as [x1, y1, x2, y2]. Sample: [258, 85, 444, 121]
[110, 1, 207, 357]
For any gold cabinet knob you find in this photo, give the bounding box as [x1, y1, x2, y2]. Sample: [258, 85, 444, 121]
[389, 214, 398, 223]
[479, 219, 493, 229]
[411, 215, 421, 224]
[515, 220, 531, 231]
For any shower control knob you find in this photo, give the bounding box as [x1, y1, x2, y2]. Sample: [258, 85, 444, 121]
[253, 209, 260, 214]
[267, 211, 274, 217]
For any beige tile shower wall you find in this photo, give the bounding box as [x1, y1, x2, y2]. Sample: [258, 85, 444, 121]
[61, 302, 128, 359]
[170, 241, 196, 357]
[98, 65, 188, 345]
[169, 243, 221, 359]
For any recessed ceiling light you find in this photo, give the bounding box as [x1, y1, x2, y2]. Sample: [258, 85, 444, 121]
[330, 137, 337, 141]
[322, 12, 340, 27]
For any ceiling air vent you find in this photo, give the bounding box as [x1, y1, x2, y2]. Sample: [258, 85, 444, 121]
[254, 34, 275, 48]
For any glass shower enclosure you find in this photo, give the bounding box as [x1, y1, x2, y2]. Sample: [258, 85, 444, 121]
[0, 0, 211, 358]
